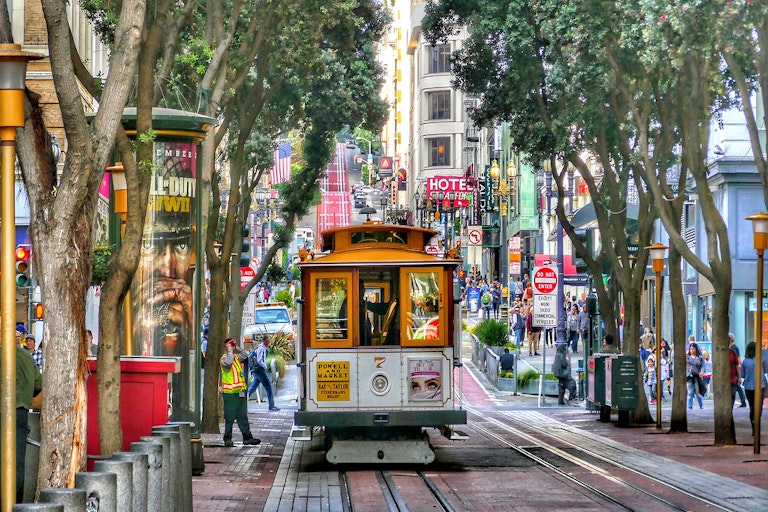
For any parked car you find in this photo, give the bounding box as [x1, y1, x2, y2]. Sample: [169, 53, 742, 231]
[354, 192, 367, 208]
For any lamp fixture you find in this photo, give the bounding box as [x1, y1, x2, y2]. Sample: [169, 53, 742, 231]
[489, 159, 500, 180]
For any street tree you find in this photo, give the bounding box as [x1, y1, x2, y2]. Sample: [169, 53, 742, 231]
[720, 2, 768, 210]
[598, 2, 737, 443]
[1, 0, 146, 489]
[424, 0, 661, 422]
[161, 0, 390, 432]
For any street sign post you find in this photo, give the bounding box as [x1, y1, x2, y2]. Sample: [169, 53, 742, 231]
[532, 265, 559, 327]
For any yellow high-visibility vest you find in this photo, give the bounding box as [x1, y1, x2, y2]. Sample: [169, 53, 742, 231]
[220, 355, 246, 394]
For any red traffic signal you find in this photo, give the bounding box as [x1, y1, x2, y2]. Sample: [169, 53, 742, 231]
[15, 246, 30, 262]
[15, 245, 31, 288]
[34, 303, 44, 320]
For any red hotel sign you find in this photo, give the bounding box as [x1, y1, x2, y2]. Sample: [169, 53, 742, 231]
[426, 175, 475, 205]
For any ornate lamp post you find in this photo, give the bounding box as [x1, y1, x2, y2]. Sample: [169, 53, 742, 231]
[746, 212, 768, 454]
[0, 43, 42, 512]
[646, 242, 667, 430]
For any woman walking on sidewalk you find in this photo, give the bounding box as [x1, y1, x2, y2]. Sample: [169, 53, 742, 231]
[741, 342, 768, 435]
[686, 343, 705, 410]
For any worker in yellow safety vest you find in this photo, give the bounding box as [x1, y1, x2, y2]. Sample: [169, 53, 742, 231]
[220, 338, 261, 447]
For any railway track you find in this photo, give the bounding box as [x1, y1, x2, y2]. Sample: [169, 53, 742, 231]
[340, 469, 453, 512]
[466, 407, 734, 512]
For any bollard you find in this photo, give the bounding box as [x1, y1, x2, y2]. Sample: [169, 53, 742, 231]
[168, 421, 194, 509]
[190, 432, 205, 476]
[112, 451, 148, 512]
[93, 459, 133, 512]
[140, 434, 173, 512]
[155, 422, 192, 512]
[151, 427, 183, 512]
[130, 441, 163, 512]
[74, 471, 117, 512]
[39, 488, 86, 512]
[12, 504, 63, 511]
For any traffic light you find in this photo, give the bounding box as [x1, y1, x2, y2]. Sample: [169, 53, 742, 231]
[15, 246, 30, 288]
[240, 225, 251, 268]
[458, 269, 466, 279]
[34, 303, 44, 320]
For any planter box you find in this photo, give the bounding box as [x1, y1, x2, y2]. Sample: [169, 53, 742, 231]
[517, 379, 559, 396]
[498, 377, 516, 392]
[488, 345, 505, 357]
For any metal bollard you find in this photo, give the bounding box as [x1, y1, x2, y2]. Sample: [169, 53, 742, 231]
[12, 504, 63, 511]
[74, 471, 118, 512]
[39, 488, 86, 512]
[140, 435, 173, 512]
[155, 422, 192, 512]
[93, 459, 133, 512]
[150, 429, 181, 512]
[112, 451, 148, 512]
[130, 441, 163, 512]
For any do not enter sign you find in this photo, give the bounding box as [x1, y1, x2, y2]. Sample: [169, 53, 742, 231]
[532, 266, 558, 295]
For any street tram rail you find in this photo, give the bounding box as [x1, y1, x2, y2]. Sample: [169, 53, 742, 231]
[465, 406, 733, 512]
[340, 469, 452, 512]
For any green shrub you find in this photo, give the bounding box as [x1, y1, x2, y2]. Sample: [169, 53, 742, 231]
[517, 368, 541, 387]
[275, 289, 295, 310]
[474, 319, 509, 346]
[268, 330, 295, 361]
[266, 355, 286, 378]
[499, 369, 514, 379]
[504, 341, 518, 351]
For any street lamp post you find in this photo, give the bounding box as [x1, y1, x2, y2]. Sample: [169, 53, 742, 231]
[746, 212, 768, 454]
[356, 136, 373, 186]
[646, 242, 667, 430]
[0, 43, 42, 512]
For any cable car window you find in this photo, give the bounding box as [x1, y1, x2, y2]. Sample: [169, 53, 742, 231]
[407, 271, 441, 342]
[350, 229, 408, 245]
[314, 276, 349, 341]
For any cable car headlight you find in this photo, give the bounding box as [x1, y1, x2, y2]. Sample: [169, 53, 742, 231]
[371, 373, 390, 396]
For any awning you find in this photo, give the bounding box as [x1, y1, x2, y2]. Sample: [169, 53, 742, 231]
[534, 253, 578, 275]
[570, 202, 640, 233]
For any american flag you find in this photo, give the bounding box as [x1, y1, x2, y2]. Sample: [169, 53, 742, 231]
[269, 142, 292, 185]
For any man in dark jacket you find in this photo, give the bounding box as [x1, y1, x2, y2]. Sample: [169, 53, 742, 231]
[552, 343, 577, 405]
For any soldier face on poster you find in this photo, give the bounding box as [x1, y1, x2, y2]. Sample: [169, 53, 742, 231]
[132, 141, 197, 357]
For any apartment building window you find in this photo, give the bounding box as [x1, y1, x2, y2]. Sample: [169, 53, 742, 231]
[428, 137, 451, 167]
[428, 91, 451, 120]
[429, 44, 451, 74]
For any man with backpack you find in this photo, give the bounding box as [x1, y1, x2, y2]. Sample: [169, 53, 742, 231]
[481, 289, 492, 320]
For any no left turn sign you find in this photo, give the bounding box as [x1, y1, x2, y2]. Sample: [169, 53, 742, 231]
[468, 229, 482, 246]
[532, 266, 558, 295]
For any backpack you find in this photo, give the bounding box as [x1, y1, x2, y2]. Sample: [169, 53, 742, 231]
[481, 292, 492, 306]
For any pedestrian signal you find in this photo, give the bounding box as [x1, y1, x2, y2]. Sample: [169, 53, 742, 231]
[34, 303, 44, 320]
[15, 246, 30, 288]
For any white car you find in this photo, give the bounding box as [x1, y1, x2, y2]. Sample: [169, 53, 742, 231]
[243, 303, 295, 343]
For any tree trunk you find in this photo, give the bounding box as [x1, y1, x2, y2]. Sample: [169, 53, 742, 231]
[711, 271, 736, 445]
[201, 263, 229, 432]
[667, 244, 688, 432]
[622, 292, 653, 424]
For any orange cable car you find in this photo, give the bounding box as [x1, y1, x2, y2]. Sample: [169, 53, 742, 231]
[292, 223, 467, 463]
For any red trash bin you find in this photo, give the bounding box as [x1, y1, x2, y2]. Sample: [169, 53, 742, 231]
[86, 356, 181, 461]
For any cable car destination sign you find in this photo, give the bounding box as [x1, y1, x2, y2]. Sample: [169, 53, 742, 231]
[532, 265, 558, 327]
